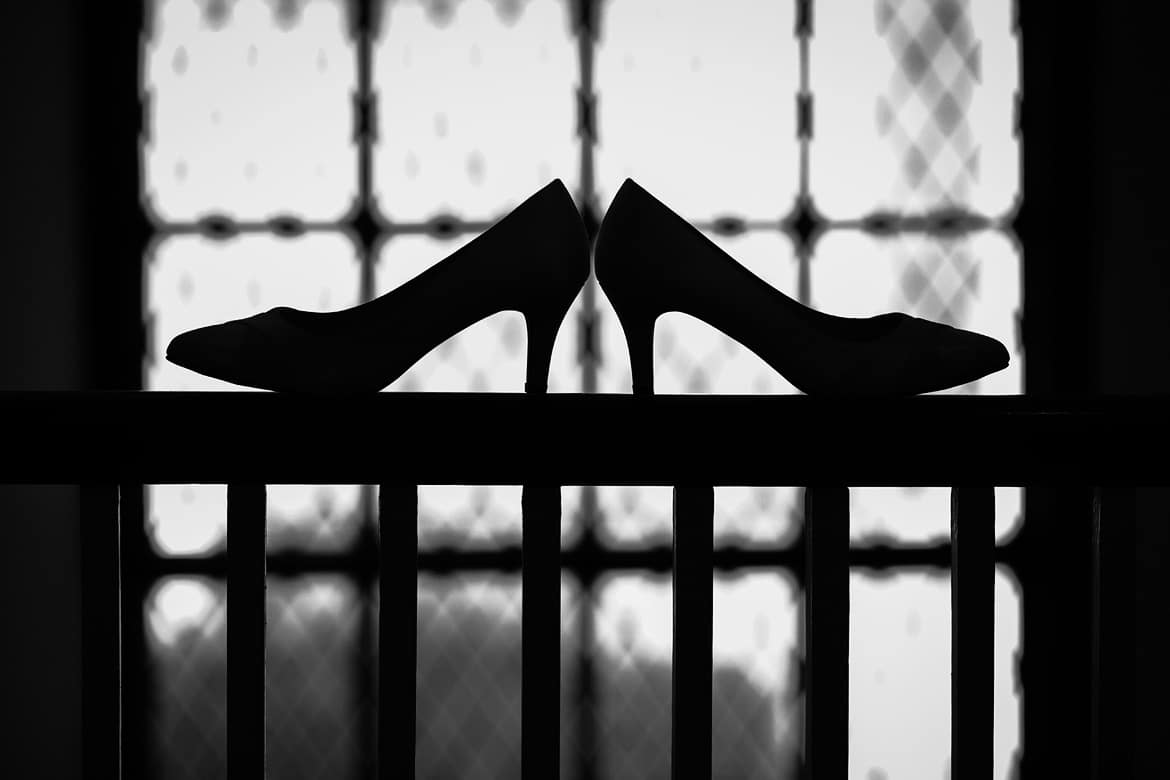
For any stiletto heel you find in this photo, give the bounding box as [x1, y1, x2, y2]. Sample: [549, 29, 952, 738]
[594, 178, 1009, 396]
[523, 306, 568, 395]
[166, 179, 591, 394]
[614, 308, 657, 396]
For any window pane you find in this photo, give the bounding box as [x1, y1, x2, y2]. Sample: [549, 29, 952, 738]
[850, 570, 951, 780]
[147, 576, 227, 779]
[595, 0, 799, 218]
[810, 0, 1019, 219]
[593, 573, 672, 779]
[591, 572, 801, 779]
[848, 568, 1021, 780]
[711, 572, 801, 779]
[266, 576, 365, 780]
[415, 574, 523, 778]
[847, 486, 1022, 547]
[375, 0, 578, 221]
[145, 0, 356, 221]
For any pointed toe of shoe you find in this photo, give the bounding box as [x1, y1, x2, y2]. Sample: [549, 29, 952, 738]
[929, 327, 1010, 390]
[955, 329, 1010, 380]
[166, 318, 265, 387]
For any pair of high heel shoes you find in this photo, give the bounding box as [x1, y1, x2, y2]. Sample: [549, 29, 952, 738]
[166, 179, 1009, 396]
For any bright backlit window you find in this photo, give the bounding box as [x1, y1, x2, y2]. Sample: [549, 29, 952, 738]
[141, 1, 1022, 778]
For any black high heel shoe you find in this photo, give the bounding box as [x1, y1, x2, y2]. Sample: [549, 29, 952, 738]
[166, 179, 590, 394]
[594, 178, 1009, 396]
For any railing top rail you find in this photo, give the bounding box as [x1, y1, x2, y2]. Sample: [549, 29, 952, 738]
[2, 391, 1167, 485]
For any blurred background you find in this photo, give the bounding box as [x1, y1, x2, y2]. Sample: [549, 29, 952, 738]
[3, 1, 1170, 779]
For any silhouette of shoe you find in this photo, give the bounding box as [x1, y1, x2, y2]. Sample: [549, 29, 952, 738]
[594, 178, 1010, 396]
[166, 179, 590, 394]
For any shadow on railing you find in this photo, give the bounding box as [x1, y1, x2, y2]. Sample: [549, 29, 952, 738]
[6, 392, 1159, 780]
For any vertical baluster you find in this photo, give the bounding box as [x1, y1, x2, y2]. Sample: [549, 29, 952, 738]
[118, 484, 150, 780]
[522, 484, 561, 780]
[227, 484, 267, 778]
[80, 484, 120, 780]
[950, 487, 994, 780]
[672, 485, 713, 779]
[1021, 486, 1094, 779]
[804, 486, 849, 780]
[378, 484, 418, 780]
[1092, 486, 1136, 779]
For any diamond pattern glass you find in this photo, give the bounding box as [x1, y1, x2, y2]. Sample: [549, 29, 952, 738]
[145, 0, 356, 221]
[592, 572, 801, 779]
[595, 0, 799, 219]
[593, 573, 673, 780]
[711, 572, 801, 779]
[266, 576, 365, 780]
[415, 574, 523, 778]
[146, 577, 227, 779]
[810, 0, 1019, 219]
[374, 0, 578, 221]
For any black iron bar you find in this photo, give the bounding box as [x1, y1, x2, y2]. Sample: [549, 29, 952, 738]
[671, 486, 714, 779]
[6, 394, 1169, 485]
[950, 487, 995, 780]
[378, 484, 418, 780]
[227, 484, 267, 778]
[1092, 486, 1136, 779]
[522, 485, 562, 780]
[804, 486, 849, 780]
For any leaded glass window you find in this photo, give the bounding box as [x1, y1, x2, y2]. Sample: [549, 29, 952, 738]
[140, 1, 1022, 777]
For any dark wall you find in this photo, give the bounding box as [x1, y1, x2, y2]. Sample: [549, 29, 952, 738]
[0, 3, 85, 779]
[1088, 7, 1170, 777]
[0, 3, 1166, 779]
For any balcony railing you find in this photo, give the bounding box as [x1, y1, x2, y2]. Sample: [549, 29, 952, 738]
[5, 392, 1163, 779]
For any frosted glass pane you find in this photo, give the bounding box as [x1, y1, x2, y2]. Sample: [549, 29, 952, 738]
[375, 0, 577, 221]
[593, 573, 801, 778]
[145, 0, 356, 221]
[848, 569, 1021, 780]
[850, 571, 951, 780]
[146, 576, 227, 779]
[596, 0, 799, 219]
[849, 486, 1022, 546]
[810, 229, 1021, 395]
[810, 0, 1019, 219]
[593, 573, 672, 779]
[416, 574, 523, 778]
[711, 573, 801, 778]
[266, 576, 363, 780]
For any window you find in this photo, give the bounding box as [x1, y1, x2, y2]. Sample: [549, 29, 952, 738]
[140, 1, 1022, 777]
